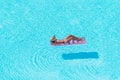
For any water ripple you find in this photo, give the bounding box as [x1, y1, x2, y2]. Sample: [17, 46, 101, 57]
[60, 66, 85, 80]
[31, 47, 63, 71]
[83, 65, 98, 79]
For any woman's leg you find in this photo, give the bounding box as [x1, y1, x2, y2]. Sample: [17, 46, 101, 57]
[65, 35, 81, 40]
[64, 38, 73, 43]
[65, 35, 75, 39]
[64, 35, 81, 43]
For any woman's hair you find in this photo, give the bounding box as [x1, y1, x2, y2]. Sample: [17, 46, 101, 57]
[51, 35, 57, 43]
[52, 35, 57, 40]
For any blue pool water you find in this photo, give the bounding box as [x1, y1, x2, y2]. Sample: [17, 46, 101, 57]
[0, 0, 120, 80]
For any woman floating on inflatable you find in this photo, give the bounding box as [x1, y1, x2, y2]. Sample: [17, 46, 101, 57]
[50, 35, 86, 46]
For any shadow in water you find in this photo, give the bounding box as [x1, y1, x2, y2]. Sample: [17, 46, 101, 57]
[62, 52, 99, 60]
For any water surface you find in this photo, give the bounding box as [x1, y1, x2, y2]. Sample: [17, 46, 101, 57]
[0, 0, 120, 80]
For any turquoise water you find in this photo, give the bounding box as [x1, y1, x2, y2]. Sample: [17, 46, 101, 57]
[0, 0, 120, 80]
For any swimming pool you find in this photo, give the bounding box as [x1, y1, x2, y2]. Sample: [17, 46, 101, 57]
[0, 0, 120, 80]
